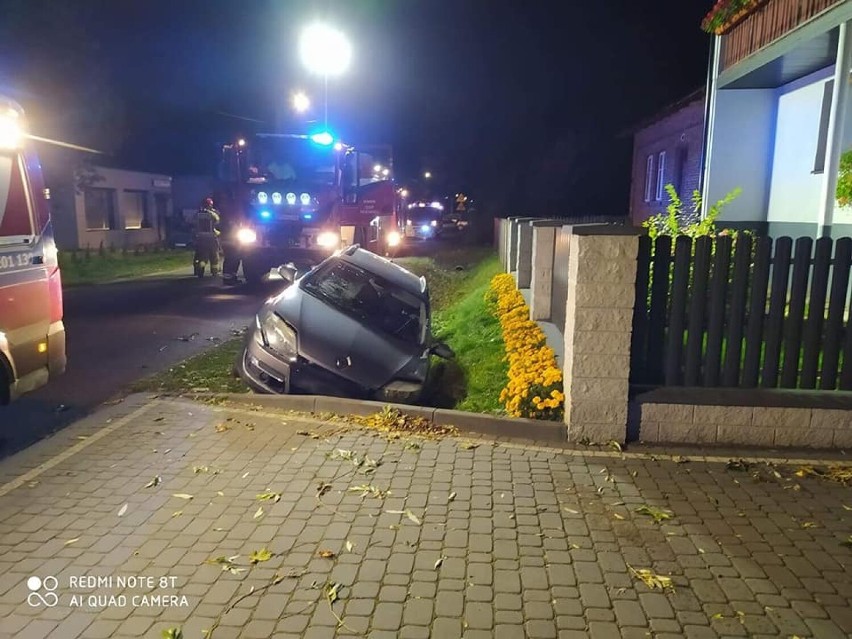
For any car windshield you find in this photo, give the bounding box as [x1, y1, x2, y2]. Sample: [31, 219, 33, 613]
[302, 258, 426, 346]
[248, 136, 335, 187]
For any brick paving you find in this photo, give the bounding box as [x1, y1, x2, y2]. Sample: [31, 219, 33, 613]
[0, 394, 850, 638]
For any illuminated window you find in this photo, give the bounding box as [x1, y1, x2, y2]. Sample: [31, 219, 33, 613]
[123, 190, 150, 229]
[655, 151, 667, 202]
[84, 187, 117, 231]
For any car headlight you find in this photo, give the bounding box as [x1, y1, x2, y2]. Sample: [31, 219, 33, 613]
[387, 231, 402, 247]
[300, 192, 311, 205]
[271, 192, 282, 205]
[237, 228, 257, 244]
[317, 230, 340, 249]
[258, 308, 298, 361]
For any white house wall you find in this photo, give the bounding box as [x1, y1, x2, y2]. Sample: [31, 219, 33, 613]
[706, 89, 777, 226]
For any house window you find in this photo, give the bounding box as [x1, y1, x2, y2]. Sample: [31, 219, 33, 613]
[814, 79, 835, 174]
[655, 151, 667, 201]
[644, 155, 654, 202]
[84, 187, 117, 230]
[123, 190, 150, 229]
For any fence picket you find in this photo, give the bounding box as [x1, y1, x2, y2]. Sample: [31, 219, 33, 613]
[839, 279, 852, 390]
[665, 236, 692, 385]
[780, 237, 813, 387]
[704, 236, 732, 387]
[684, 236, 712, 386]
[820, 238, 852, 389]
[646, 236, 672, 385]
[800, 237, 832, 388]
[742, 237, 772, 387]
[762, 237, 793, 387]
[722, 234, 753, 386]
[630, 236, 652, 384]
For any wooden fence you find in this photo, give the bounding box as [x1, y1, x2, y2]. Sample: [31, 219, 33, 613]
[630, 234, 852, 391]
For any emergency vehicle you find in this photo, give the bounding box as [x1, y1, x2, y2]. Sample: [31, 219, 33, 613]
[0, 99, 66, 404]
[214, 133, 403, 283]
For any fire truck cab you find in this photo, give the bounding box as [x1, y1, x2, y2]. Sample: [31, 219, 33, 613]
[0, 99, 66, 404]
[216, 133, 402, 283]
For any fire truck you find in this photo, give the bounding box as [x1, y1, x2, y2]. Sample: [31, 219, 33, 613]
[0, 98, 66, 404]
[214, 133, 403, 284]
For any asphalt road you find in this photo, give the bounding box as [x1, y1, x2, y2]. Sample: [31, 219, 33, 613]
[0, 268, 280, 459]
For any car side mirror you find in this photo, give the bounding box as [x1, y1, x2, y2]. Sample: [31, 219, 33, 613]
[275, 263, 298, 283]
[431, 342, 455, 360]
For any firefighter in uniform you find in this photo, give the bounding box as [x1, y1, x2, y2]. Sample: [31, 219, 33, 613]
[193, 197, 221, 277]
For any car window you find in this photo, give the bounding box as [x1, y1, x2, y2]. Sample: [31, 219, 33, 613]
[302, 259, 426, 345]
[0, 152, 35, 245]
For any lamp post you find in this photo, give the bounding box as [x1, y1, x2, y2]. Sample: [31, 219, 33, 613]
[298, 23, 352, 128]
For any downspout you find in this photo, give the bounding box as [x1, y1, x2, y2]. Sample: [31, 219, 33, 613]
[699, 36, 722, 217]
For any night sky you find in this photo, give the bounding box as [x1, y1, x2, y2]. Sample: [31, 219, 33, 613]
[0, 0, 711, 218]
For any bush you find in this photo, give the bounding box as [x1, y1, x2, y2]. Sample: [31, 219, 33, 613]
[487, 273, 564, 420]
[643, 184, 741, 239]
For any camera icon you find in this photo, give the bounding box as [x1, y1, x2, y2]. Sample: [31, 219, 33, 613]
[27, 576, 59, 607]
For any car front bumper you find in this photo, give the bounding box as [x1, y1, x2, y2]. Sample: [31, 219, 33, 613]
[237, 332, 424, 403]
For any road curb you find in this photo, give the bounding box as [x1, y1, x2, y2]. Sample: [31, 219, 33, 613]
[196, 393, 567, 442]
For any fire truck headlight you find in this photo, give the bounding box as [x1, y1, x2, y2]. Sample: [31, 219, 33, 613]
[286, 192, 297, 205]
[317, 231, 340, 249]
[257, 191, 269, 204]
[300, 192, 311, 205]
[387, 231, 402, 248]
[0, 111, 23, 150]
[272, 192, 282, 205]
[237, 228, 258, 244]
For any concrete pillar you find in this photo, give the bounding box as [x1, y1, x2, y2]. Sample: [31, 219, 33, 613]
[818, 19, 852, 237]
[529, 221, 563, 320]
[562, 226, 640, 444]
[516, 223, 534, 287]
[500, 219, 510, 269]
[507, 217, 522, 272]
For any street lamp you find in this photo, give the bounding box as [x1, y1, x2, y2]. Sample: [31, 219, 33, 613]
[292, 91, 310, 114]
[423, 171, 432, 179]
[299, 23, 352, 128]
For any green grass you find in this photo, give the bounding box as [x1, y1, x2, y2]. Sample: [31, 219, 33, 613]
[59, 248, 192, 286]
[135, 246, 508, 413]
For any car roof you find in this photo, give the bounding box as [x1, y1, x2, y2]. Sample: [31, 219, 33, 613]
[339, 247, 427, 299]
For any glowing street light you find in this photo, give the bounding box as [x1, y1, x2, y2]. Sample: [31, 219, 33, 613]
[423, 171, 432, 179]
[400, 189, 409, 198]
[292, 91, 310, 113]
[299, 23, 352, 127]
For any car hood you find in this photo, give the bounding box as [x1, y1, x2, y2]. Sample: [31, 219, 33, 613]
[272, 287, 424, 389]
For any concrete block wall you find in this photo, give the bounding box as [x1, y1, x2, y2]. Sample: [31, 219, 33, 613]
[637, 403, 852, 449]
[561, 228, 640, 444]
[530, 225, 556, 320]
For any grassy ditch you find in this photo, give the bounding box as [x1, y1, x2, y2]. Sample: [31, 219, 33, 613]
[59, 248, 192, 286]
[136, 246, 507, 413]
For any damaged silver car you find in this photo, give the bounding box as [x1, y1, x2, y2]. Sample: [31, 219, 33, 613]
[238, 245, 454, 404]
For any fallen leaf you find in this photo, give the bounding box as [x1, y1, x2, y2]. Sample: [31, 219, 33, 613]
[460, 442, 479, 450]
[171, 511, 182, 518]
[348, 484, 390, 499]
[434, 556, 446, 569]
[172, 493, 194, 500]
[727, 459, 751, 472]
[628, 565, 674, 592]
[386, 508, 422, 525]
[607, 440, 622, 452]
[325, 582, 342, 605]
[242, 472, 250, 479]
[614, 513, 625, 520]
[118, 504, 128, 517]
[843, 505, 852, 511]
[217, 491, 225, 497]
[801, 521, 818, 529]
[673, 455, 690, 464]
[256, 491, 282, 503]
[635, 505, 673, 523]
[317, 549, 336, 559]
[249, 548, 273, 564]
[144, 476, 162, 489]
[215, 423, 231, 433]
[253, 506, 264, 520]
[842, 536, 852, 547]
[448, 492, 457, 502]
[161, 628, 183, 639]
[64, 537, 80, 546]
[345, 540, 354, 553]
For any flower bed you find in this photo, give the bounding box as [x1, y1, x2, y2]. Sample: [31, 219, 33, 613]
[701, 0, 768, 34]
[487, 273, 564, 421]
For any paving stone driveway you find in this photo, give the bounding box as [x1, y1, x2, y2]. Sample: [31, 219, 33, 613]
[0, 394, 851, 639]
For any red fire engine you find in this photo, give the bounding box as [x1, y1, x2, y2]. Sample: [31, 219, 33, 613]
[215, 133, 403, 284]
[0, 98, 66, 403]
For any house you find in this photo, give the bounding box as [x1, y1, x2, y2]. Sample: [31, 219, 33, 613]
[629, 89, 706, 226]
[40, 147, 173, 251]
[702, 0, 852, 238]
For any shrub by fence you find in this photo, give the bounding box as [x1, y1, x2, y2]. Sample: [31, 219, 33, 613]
[631, 234, 852, 391]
